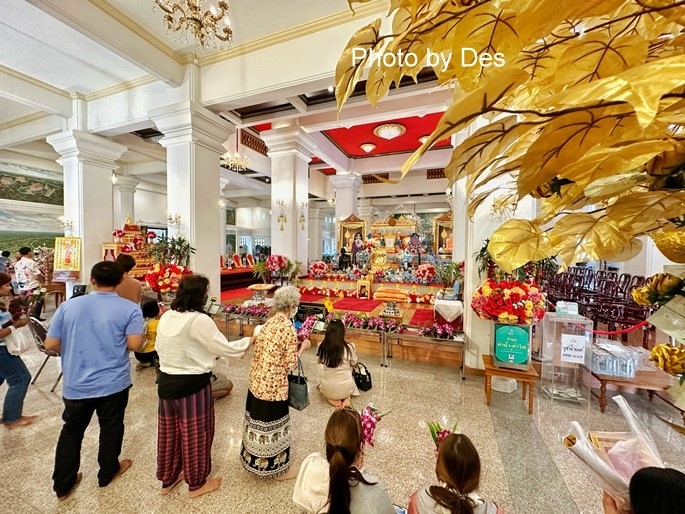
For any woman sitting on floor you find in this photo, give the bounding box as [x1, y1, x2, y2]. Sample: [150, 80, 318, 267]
[408, 433, 502, 514]
[293, 408, 395, 514]
[317, 319, 359, 408]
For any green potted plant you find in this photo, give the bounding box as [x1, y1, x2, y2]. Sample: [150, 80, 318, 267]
[147, 235, 195, 267]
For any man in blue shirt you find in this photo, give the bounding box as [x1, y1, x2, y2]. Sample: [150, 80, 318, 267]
[46, 261, 144, 500]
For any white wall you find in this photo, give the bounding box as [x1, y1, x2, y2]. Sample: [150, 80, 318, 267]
[135, 188, 167, 226]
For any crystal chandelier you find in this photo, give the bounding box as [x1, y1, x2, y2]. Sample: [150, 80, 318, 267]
[373, 123, 406, 140]
[221, 129, 251, 172]
[153, 0, 233, 50]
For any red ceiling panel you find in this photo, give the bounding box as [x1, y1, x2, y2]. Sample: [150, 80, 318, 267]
[252, 123, 272, 132]
[323, 112, 452, 158]
[319, 168, 336, 175]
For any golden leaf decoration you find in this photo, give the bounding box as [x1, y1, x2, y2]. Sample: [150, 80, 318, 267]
[401, 68, 529, 179]
[518, 106, 641, 197]
[445, 116, 537, 184]
[584, 172, 649, 199]
[554, 54, 685, 126]
[601, 238, 644, 262]
[549, 213, 629, 268]
[488, 219, 554, 273]
[553, 33, 648, 87]
[468, 157, 524, 196]
[335, 19, 382, 113]
[605, 191, 685, 235]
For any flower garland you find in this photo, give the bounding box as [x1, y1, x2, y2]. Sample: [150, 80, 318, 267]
[418, 323, 459, 339]
[120, 243, 135, 253]
[297, 315, 318, 341]
[471, 279, 546, 325]
[144, 263, 191, 293]
[335, 312, 404, 333]
[223, 304, 271, 318]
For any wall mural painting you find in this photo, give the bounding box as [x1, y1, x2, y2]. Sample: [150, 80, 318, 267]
[0, 162, 63, 206]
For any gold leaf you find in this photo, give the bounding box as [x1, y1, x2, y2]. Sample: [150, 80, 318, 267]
[488, 219, 554, 274]
[366, 34, 426, 106]
[467, 189, 497, 219]
[605, 191, 685, 235]
[518, 106, 641, 197]
[400, 68, 528, 179]
[602, 238, 644, 262]
[335, 19, 382, 113]
[584, 172, 649, 199]
[553, 54, 685, 126]
[468, 157, 524, 196]
[445, 116, 537, 183]
[553, 33, 648, 87]
[448, 5, 522, 90]
[549, 213, 629, 268]
[645, 139, 685, 176]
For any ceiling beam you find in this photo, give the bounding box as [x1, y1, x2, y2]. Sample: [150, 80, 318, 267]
[26, 0, 185, 86]
[350, 147, 453, 174]
[122, 161, 167, 176]
[0, 65, 72, 117]
[0, 114, 65, 149]
[220, 168, 271, 194]
[304, 132, 350, 172]
[112, 133, 167, 161]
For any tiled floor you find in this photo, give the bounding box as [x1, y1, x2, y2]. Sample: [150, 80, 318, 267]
[1, 308, 684, 513]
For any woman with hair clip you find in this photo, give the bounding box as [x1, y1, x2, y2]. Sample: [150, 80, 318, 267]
[317, 319, 359, 408]
[293, 408, 395, 514]
[408, 433, 502, 514]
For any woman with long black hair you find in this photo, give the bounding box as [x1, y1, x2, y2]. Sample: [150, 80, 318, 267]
[316, 319, 358, 408]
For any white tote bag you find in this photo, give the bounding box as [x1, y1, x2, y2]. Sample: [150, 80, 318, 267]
[5, 326, 32, 355]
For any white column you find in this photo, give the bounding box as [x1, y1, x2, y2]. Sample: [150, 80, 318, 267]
[358, 198, 373, 227]
[261, 126, 317, 275]
[330, 173, 362, 222]
[47, 130, 127, 294]
[151, 101, 232, 296]
[308, 207, 325, 261]
[220, 177, 230, 262]
[114, 176, 139, 228]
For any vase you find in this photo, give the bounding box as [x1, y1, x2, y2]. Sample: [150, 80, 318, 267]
[491, 322, 532, 370]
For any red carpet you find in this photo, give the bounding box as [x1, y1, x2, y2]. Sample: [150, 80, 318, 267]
[409, 308, 435, 326]
[299, 294, 324, 303]
[333, 298, 382, 312]
[221, 288, 251, 302]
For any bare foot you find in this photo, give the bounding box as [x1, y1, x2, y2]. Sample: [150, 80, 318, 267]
[326, 398, 343, 408]
[188, 477, 222, 498]
[275, 466, 299, 481]
[57, 472, 83, 501]
[161, 472, 184, 495]
[4, 415, 37, 429]
[107, 459, 132, 485]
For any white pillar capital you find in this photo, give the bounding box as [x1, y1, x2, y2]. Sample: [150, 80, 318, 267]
[329, 173, 362, 193]
[115, 175, 140, 193]
[47, 129, 127, 169]
[150, 100, 233, 154]
[330, 173, 362, 220]
[262, 125, 317, 162]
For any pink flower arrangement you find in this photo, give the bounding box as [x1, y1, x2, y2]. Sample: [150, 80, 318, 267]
[418, 322, 458, 339]
[415, 264, 436, 283]
[144, 263, 191, 293]
[374, 269, 385, 280]
[308, 261, 328, 278]
[112, 228, 124, 238]
[297, 315, 317, 341]
[266, 254, 290, 273]
[341, 311, 366, 329]
[365, 241, 376, 252]
[146, 230, 156, 241]
[361, 403, 388, 448]
[428, 420, 458, 453]
[132, 234, 144, 250]
[120, 243, 134, 253]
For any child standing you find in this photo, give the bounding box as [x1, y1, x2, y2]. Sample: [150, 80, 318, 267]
[135, 300, 160, 371]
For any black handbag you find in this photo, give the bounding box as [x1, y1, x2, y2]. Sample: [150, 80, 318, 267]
[352, 362, 372, 392]
[288, 358, 310, 410]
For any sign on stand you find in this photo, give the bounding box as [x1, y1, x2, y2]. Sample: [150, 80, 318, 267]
[560, 334, 587, 364]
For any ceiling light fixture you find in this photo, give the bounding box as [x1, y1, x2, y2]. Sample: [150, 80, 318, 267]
[373, 123, 406, 140]
[418, 135, 430, 144]
[360, 142, 376, 153]
[221, 129, 251, 172]
[153, 0, 233, 51]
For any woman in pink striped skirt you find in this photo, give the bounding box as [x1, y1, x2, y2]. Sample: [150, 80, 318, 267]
[155, 275, 252, 498]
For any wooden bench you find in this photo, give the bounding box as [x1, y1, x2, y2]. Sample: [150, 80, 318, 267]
[483, 355, 539, 414]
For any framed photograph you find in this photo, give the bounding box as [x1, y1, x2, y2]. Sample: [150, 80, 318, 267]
[207, 304, 222, 315]
[356, 279, 371, 299]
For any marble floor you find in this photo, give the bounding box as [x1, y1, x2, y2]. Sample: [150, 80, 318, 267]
[1, 306, 684, 513]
